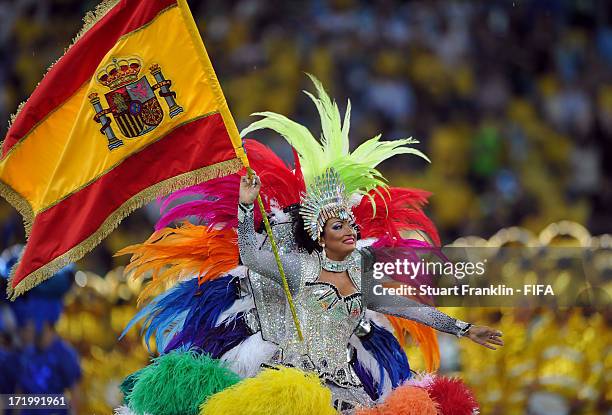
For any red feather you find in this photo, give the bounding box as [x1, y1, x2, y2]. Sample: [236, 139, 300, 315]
[426, 376, 479, 415]
[292, 147, 305, 194]
[353, 187, 440, 246]
[247, 140, 305, 209]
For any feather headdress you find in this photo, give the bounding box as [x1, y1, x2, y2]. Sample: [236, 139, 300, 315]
[240, 74, 429, 239]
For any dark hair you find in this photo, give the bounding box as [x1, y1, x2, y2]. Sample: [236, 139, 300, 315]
[253, 203, 322, 254]
[284, 204, 322, 254]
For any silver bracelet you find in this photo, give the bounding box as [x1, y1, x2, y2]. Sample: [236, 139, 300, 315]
[455, 320, 473, 338]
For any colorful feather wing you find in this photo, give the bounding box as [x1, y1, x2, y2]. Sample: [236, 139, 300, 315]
[120, 274, 253, 359]
[116, 223, 239, 304]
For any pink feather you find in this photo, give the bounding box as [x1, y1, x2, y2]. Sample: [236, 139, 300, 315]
[155, 140, 305, 230]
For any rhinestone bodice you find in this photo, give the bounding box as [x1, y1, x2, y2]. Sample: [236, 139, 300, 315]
[278, 250, 364, 387]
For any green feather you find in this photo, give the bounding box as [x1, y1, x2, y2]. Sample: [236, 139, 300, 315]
[303, 73, 347, 159]
[127, 350, 240, 415]
[240, 111, 323, 183]
[240, 74, 430, 203]
[341, 99, 351, 153]
[120, 368, 145, 405]
[350, 136, 430, 168]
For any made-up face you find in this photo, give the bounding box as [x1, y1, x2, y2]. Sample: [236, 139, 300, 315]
[320, 217, 357, 260]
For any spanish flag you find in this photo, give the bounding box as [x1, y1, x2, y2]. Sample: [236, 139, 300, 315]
[0, 0, 248, 299]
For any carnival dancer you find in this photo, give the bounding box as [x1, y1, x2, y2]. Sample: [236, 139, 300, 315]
[116, 76, 503, 415]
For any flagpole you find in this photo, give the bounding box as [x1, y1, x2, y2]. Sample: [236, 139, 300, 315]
[175, 0, 304, 342]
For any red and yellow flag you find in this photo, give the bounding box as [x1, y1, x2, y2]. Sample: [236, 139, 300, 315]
[0, 0, 248, 299]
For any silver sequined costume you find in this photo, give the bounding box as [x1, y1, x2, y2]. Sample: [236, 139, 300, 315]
[237, 202, 470, 409]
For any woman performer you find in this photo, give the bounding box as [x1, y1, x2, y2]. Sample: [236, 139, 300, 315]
[116, 75, 502, 415]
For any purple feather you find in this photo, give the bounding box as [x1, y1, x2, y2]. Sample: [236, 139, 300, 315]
[121, 274, 243, 355]
[351, 356, 378, 400]
[162, 275, 251, 356]
[189, 313, 252, 358]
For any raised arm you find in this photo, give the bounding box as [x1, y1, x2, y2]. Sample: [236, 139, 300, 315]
[237, 174, 303, 295]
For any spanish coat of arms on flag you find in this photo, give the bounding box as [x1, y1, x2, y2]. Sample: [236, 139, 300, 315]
[0, 0, 248, 299]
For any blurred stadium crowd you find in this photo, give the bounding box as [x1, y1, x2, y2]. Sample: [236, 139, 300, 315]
[0, 1, 610, 414]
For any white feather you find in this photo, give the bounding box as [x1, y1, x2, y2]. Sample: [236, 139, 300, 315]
[228, 266, 247, 278]
[220, 332, 279, 378]
[366, 309, 394, 332]
[349, 334, 393, 398]
[215, 296, 255, 326]
[269, 205, 291, 223]
[356, 237, 376, 249]
[349, 193, 363, 206]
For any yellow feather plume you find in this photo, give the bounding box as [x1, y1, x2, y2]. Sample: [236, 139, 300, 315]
[200, 366, 336, 415]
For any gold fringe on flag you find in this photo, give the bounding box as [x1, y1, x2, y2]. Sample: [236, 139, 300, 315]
[6, 157, 242, 300]
[0, 180, 34, 236]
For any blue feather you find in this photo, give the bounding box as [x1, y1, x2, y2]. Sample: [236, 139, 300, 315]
[192, 312, 252, 358]
[163, 275, 243, 353]
[156, 309, 189, 352]
[118, 277, 196, 350]
[120, 275, 238, 353]
[353, 321, 412, 399]
[119, 274, 245, 354]
[183, 275, 238, 334]
[351, 355, 378, 400]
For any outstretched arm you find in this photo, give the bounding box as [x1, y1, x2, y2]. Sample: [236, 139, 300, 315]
[361, 248, 503, 349]
[237, 174, 303, 295]
[366, 288, 472, 336]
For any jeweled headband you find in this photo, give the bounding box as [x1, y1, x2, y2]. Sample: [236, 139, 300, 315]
[299, 168, 355, 241]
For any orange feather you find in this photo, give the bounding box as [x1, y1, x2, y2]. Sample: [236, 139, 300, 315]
[386, 315, 440, 372]
[356, 384, 439, 415]
[116, 223, 239, 304]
